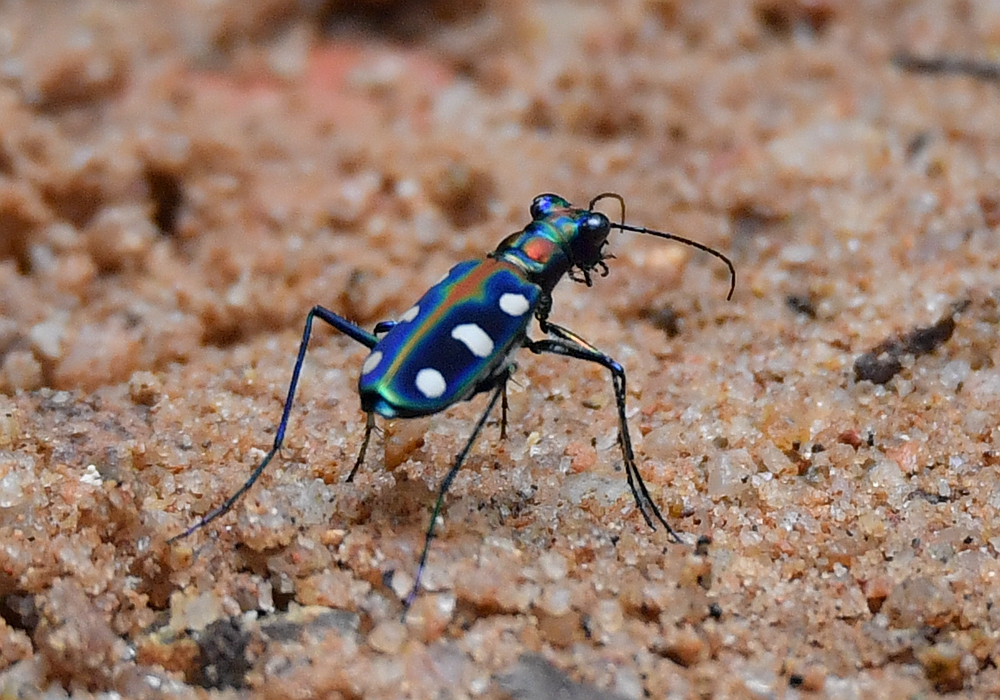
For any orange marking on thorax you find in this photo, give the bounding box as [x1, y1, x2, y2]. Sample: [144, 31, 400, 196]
[523, 237, 556, 263]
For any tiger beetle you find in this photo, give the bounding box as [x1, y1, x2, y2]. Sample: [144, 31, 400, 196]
[169, 192, 735, 613]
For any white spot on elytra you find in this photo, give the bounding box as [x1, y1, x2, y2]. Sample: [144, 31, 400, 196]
[499, 292, 530, 316]
[362, 350, 383, 374]
[415, 368, 446, 398]
[451, 323, 494, 358]
[399, 305, 420, 323]
[80, 464, 102, 486]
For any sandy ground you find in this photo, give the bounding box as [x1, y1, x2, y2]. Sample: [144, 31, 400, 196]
[1, 1, 999, 697]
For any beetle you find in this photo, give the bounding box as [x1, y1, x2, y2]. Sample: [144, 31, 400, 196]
[170, 192, 735, 611]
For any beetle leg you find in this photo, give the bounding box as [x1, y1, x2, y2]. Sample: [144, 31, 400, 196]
[346, 411, 377, 483]
[373, 320, 396, 337]
[525, 324, 682, 544]
[403, 373, 508, 615]
[169, 306, 379, 543]
[500, 381, 509, 440]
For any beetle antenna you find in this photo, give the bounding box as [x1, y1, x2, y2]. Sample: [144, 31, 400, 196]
[589, 191, 626, 229]
[589, 192, 735, 301]
[614, 222, 736, 301]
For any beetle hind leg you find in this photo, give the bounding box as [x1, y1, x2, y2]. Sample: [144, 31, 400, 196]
[168, 305, 379, 543]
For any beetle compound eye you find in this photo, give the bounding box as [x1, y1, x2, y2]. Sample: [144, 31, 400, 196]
[530, 195, 552, 220]
[530, 193, 570, 220]
[580, 212, 610, 238]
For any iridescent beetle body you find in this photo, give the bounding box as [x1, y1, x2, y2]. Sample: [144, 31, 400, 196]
[170, 193, 735, 613]
[359, 257, 539, 418]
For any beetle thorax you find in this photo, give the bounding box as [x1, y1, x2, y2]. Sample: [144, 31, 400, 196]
[493, 219, 585, 291]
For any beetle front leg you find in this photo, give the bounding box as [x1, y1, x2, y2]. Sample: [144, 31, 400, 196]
[526, 323, 682, 543]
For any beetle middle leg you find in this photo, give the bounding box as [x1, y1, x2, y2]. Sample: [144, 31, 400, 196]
[403, 370, 511, 614]
[346, 411, 378, 483]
